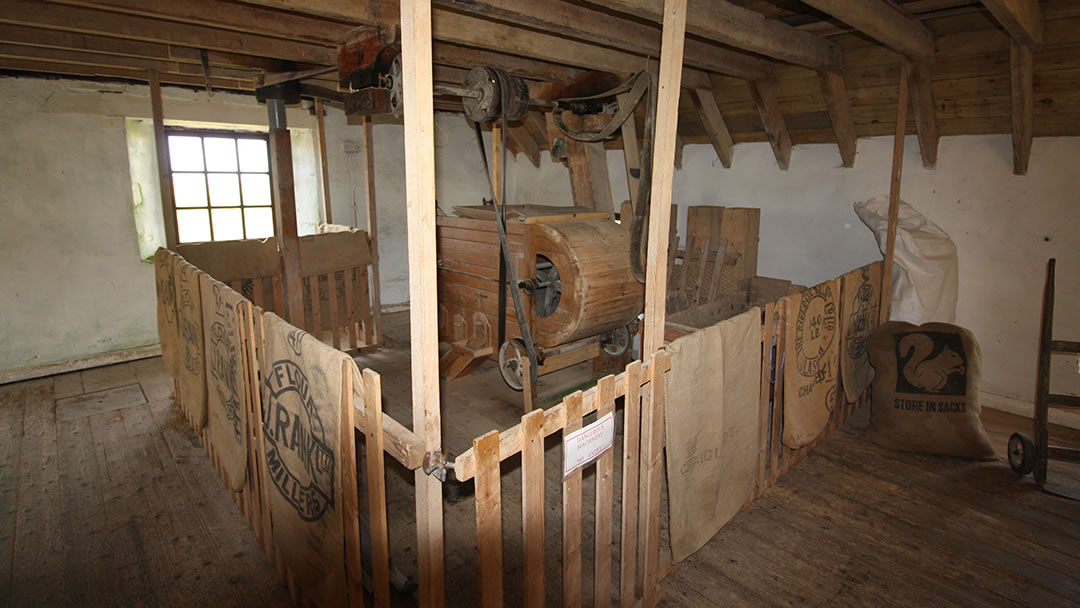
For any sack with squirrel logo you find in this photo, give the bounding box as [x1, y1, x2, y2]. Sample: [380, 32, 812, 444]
[867, 321, 995, 459]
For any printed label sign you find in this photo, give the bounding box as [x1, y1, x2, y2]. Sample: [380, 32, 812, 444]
[563, 412, 615, 477]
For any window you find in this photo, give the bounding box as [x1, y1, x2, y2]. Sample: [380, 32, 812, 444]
[166, 128, 275, 242]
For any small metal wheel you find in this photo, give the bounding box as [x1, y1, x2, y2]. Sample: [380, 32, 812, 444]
[1008, 432, 1036, 476]
[498, 339, 537, 391]
[387, 53, 404, 118]
[602, 325, 631, 357]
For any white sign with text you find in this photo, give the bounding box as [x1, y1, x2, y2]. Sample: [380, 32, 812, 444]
[563, 412, 615, 477]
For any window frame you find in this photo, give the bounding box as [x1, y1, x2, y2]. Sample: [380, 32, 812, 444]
[164, 126, 276, 243]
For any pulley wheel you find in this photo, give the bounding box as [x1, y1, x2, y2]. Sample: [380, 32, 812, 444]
[1008, 432, 1036, 476]
[388, 53, 404, 118]
[602, 325, 631, 357]
[463, 66, 500, 123]
[503, 72, 530, 122]
[498, 339, 537, 391]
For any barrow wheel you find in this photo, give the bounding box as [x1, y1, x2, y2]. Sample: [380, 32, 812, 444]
[1008, 432, 1036, 476]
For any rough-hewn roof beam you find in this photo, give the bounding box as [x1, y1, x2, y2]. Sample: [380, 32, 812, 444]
[591, 0, 842, 72]
[981, 0, 1043, 47]
[799, 0, 935, 61]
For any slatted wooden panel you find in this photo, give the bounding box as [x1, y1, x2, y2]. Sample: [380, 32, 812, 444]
[301, 267, 376, 353]
[460, 353, 672, 607]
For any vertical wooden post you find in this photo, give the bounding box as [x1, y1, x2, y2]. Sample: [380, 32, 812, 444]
[521, 409, 546, 608]
[267, 99, 304, 326]
[638, 1, 687, 605]
[362, 115, 383, 345]
[473, 430, 503, 608]
[880, 61, 910, 326]
[399, 0, 445, 605]
[149, 70, 178, 249]
[315, 98, 334, 224]
[1010, 40, 1034, 176]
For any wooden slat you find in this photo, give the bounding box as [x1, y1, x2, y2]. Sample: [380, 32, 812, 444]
[881, 61, 911, 325]
[801, 0, 936, 61]
[363, 369, 391, 608]
[757, 302, 775, 492]
[473, 430, 503, 608]
[618, 361, 642, 608]
[357, 267, 374, 346]
[593, 376, 616, 608]
[690, 87, 733, 168]
[307, 277, 322, 339]
[521, 409, 546, 608]
[748, 78, 792, 170]
[315, 98, 333, 223]
[640, 352, 670, 607]
[340, 362, 364, 608]
[399, 1, 445, 604]
[817, 70, 857, 167]
[617, 94, 642, 211]
[343, 269, 358, 350]
[1010, 40, 1034, 175]
[982, 0, 1044, 47]
[361, 116, 383, 346]
[562, 391, 584, 608]
[327, 272, 342, 350]
[769, 303, 786, 484]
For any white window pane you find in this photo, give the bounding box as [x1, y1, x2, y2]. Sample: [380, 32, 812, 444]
[168, 135, 204, 171]
[244, 207, 274, 239]
[172, 173, 208, 208]
[203, 137, 238, 172]
[211, 208, 244, 241]
[241, 173, 271, 206]
[207, 173, 241, 207]
[177, 209, 211, 242]
[237, 139, 269, 172]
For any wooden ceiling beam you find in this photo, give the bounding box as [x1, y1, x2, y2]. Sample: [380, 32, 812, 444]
[981, 0, 1043, 47]
[434, 0, 771, 80]
[689, 88, 733, 168]
[0, 56, 253, 89]
[818, 71, 856, 167]
[431, 42, 588, 85]
[0, 0, 336, 65]
[43, 0, 354, 45]
[747, 79, 792, 170]
[906, 61, 939, 168]
[0, 42, 261, 80]
[1009, 40, 1034, 175]
[591, 0, 842, 72]
[800, 0, 936, 62]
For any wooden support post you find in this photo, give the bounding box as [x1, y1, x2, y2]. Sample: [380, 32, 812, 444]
[748, 79, 792, 171]
[817, 71, 857, 168]
[473, 430, 503, 608]
[521, 409, 546, 608]
[399, 0, 445, 605]
[906, 61, 939, 169]
[639, 0, 686, 605]
[267, 100, 304, 326]
[616, 92, 641, 211]
[566, 124, 614, 218]
[1010, 40, 1034, 176]
[315, 98, 333, 224]
[690, 86, 733, 169]
[149, 69, 178, 249]
[880, 61, 910, 326]
[362, 115, 383, 346]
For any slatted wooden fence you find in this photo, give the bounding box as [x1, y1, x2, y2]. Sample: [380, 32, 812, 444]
[454, 352, 672, 608]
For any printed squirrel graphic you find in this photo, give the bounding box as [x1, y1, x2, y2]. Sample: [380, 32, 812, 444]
[899, 333, 965, 393]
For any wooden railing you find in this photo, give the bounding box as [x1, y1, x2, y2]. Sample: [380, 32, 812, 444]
[455, 352, 672, 608]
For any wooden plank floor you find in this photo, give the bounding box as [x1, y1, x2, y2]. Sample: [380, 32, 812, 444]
[663, 406, 1080, 608]
[0, 359, 292, 608]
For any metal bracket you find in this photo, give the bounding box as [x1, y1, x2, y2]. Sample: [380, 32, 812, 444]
[422, 450, 454, 482]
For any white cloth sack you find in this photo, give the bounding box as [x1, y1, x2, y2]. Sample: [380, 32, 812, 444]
[854, 197, 958, 325]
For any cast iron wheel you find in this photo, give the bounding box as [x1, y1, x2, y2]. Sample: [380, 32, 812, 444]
[602, 325, 631, 357]
[498, 338, 537, 391]
[1008, 432, 1036, 476]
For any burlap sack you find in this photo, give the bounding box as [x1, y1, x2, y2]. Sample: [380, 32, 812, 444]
[665, 307, 761, 562]
[840, 262, 883, 403]
[173, 256, 208, 429]
[200, 273, 250, 491]
[154, 248, 182, 378]
[783, 279, 840, 448]
[260, 313, 352, 606]
[867, 322, 995, 459]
